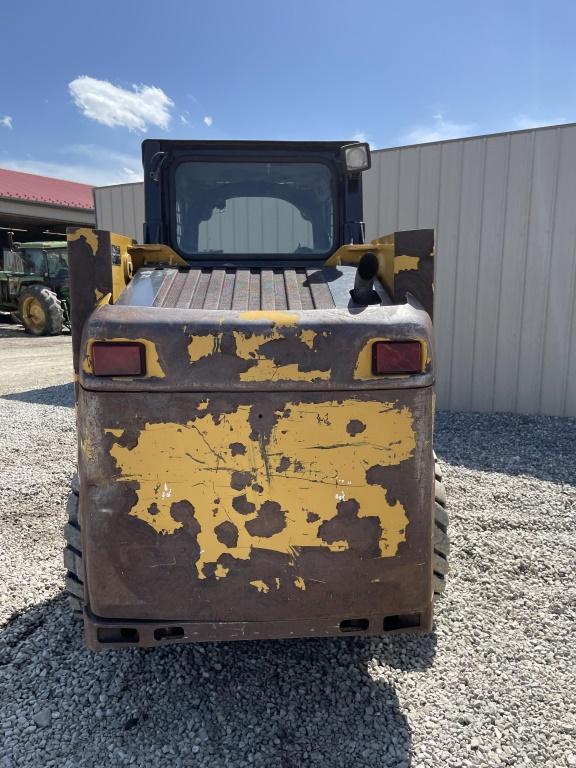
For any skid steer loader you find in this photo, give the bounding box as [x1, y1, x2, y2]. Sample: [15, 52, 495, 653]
[64, 139, 448, 650]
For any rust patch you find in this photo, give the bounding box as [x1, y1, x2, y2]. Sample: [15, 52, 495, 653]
[170, 500, 197, 526]
[276, 456, 291, 473]
[366, 464, 406, 506]
[346, 419, 366, 436]
[318, 499, 381, 557]
[215, 521, 239, 548]
[230, 471, 255, 491]
[245, 501, 287, 538]
[232, 494, 256, 515]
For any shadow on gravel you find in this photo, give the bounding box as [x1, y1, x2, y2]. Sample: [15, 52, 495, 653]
[0, 323, 24, 338]
[1, 382, 74, 407]
[0, 323, 70, 338]
[435, 410, 576, 485]
[0, 596, 431, 767]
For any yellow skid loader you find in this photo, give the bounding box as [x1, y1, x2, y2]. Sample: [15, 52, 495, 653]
[64, 140, 448, 649]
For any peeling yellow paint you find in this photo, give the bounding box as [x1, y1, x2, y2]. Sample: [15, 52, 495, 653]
[233, 330, 329, 382]
[294, 577, 306, 591]
[94, 290, 111, 308]
[327, 540, 349, 552]
[250, 580, 269, 593]
[106, 398, 415, 584]
[300, 330, 317, 350]
[394, 255, 420, 273]
[129, 243, 188, 268]
[186, 327, 327, 381]
[354, 337, 386, 381]
[240, 359, 330, 383]
[82, 337, 165, 379]
[68, 228, 99, 254]
[105, 428, 125, 438]
[215, 564, 229, 579]
[80, 435, 94, 460]
[188, 334, 223, 363]
[239, 311, 299, 326]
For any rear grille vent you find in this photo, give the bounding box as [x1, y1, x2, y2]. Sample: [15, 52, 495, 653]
[153, 268, 336, 311]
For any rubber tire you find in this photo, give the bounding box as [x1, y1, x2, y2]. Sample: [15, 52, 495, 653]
[18, 285, 63, 336]
[64, 473, 84, 616]
[433, 458, 450, 596]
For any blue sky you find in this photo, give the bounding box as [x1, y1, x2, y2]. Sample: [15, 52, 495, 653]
[0, 0, 574, 186]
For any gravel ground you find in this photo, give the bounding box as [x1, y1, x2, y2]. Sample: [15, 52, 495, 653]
[1, 321, 575, 767]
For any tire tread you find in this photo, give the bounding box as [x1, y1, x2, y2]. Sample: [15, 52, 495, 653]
[63, 476, 84, 616]
[433, 458, 450, 596]
[18, 285, 63, 336]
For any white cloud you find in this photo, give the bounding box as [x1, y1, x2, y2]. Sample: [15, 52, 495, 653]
[2, 145, 143, 186]
[400, 113, 475, 145]
[351, 131, 378, 150]
[1, 116, 13, 129]
[180, 114, 189, 125]
[514, 114, 567, 130]
[68, 76, 174, 132]
[203, 115, 213, 127]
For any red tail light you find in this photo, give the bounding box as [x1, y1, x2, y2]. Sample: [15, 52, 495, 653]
[372, 341, 422, 375]
[91, 342, 146, 377]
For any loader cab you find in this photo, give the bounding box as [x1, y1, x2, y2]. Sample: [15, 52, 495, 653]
[142, 139, 371, 264]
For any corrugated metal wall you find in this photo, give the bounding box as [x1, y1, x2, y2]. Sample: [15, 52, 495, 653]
[94, 124, 576, 416]
[364, 124, 576, 417]
[94, 182, 145, 242]
[198, 198, 314, 253]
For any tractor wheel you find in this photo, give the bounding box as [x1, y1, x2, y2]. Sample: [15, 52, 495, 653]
[63, 473, 84, 617]
[18, 285, 63, 336]
[433, 458, 450, 596]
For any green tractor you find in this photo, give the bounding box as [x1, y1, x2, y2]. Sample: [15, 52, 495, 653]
[0, 239, 70, 335]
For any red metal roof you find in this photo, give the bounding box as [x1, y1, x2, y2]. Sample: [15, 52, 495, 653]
[0, 167, 94, 210]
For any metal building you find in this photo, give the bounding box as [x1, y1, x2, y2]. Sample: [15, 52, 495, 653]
[0, 168, 95, 265]
[93, 182, 144, 243]
[93, 124, 576, 417]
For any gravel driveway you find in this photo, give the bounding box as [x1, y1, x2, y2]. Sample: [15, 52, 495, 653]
[0, 322, 575, 768]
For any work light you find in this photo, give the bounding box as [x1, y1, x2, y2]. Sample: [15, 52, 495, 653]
[342, 142, 371, 172]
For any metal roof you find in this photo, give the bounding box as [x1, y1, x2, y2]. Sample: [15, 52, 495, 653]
[0, 167, 94, 210]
